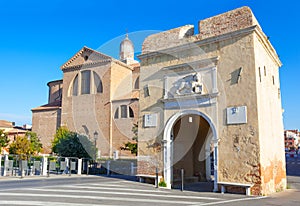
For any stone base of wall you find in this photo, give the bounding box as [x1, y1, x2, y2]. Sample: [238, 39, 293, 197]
[137, 157, 162, 176]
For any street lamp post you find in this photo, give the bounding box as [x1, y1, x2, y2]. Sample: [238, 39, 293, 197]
[93, 131, 98, 161]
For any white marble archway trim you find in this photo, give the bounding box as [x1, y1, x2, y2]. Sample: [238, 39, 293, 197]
[163, 110, 219, 191]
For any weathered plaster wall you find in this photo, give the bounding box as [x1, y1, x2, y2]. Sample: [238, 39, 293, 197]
[253, 32, 286, 194]
[138, 6, 284, 195]
[216, 33, 263, 195]
[138, 31, 260, 183]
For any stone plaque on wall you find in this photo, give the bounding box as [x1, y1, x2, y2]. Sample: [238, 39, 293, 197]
[227, 106, 247, 125]
[144, 114, 157, 127]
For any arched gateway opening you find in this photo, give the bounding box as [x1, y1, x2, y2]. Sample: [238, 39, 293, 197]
[163, 111, 218, 191]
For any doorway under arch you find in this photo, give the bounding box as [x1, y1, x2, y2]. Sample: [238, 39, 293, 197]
[163, 110, 218, 191]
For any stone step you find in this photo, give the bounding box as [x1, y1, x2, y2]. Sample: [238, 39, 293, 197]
[173, 176, 199, 185]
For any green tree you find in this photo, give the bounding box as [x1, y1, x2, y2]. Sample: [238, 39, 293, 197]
[121, 123, 138, 155]
[9, 136, 31, 159]
[54, 131, 97, 159]
[52, 126, 71, 154]
[26, 131, 43, 155]
[132, 123, 138, 142]
[9, 132, 42, 158]
[0, 129, 9, 153]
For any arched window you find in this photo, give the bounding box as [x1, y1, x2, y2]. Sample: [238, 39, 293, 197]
[81, 70, 91, 94]
[93, 71, 103, 93]
[114, 105, 134, 119]
[72, 74, 78, 96]
[114, 108, 119, 119]
[129, 106, 134, 118]
[134, 76, 139, 89]
[70, 70, 104, 96]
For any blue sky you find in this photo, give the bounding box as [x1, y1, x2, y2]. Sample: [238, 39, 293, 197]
[0, 0, 299, 129]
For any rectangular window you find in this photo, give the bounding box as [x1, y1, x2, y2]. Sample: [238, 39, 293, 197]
[81, 71, 91, 94]
[121, 105, 127, 118]
[144, 85, 150, 97]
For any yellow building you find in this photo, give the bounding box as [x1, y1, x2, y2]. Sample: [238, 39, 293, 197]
[137, 7, 286, 195]
[0, 120, 30, 154]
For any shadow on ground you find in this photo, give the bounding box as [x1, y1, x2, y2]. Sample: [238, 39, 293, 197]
[172, 182, 214, 192]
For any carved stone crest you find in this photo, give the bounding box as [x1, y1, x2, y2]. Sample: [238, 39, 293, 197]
[175, 73, 205, 95]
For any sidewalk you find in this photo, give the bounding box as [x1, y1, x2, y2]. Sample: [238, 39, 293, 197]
[0, 174, 90, 182]
[287, 175, 300, 190]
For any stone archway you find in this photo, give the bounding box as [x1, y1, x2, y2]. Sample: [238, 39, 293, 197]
[163, 110, 218, 191]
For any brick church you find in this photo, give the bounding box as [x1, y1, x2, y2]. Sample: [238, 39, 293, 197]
[32, 34, 140, 158]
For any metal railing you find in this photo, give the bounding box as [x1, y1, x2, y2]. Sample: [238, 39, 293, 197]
[0, 154, 137, 178]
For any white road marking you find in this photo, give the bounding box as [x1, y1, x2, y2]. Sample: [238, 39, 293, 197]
[0, 200, 118, 206]
[25, 188, 222, 200]
[60, 185, 170, 193]
[65, 183, 130, 188]
[0, 193, 204, 205]
[192, 196, 267, 205]
[72, 181, 123, 186]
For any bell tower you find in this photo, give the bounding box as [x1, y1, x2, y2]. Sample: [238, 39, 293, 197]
[119, 34, 138, 65]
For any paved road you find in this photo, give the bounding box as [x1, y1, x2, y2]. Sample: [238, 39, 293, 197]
[0, 156, 299, 206]
[0, 176, 267, 206]
[286, 155, 300, 177]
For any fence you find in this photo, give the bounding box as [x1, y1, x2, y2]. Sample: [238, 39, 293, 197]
[0, 154, 137, 178]
[0, 154, 93, 177]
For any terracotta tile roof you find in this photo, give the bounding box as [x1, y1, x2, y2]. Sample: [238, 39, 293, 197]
[0, 120, 14, 128]
[31, 101, 62, 111]
[129, 63, 140, 68]
[7, 127, 27, 134]
[112, 90, 140, 102]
